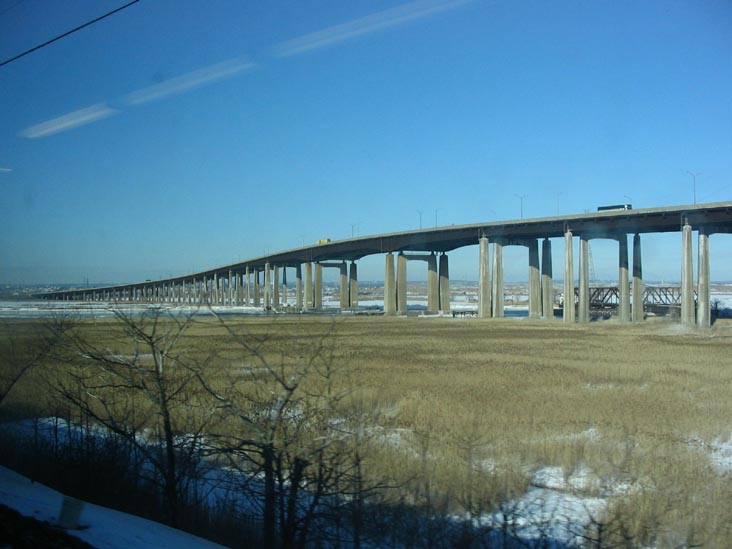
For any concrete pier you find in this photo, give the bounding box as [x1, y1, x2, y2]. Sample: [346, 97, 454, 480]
[397, 253, 407, 314]
[618, 235, 630, 322]
[339, 261, 349, 308]
[314, 263, 323, 309]
[273, 265, 280, 310]
[478, 236, 491, 318]
[492, 240, 504, 317]
[228, 270, 233, 305]
[698, 227, 710, 327]
[681, 222, 695, 325]
[254, 271, 261, 307]
[245, 267, 251, 306]
[349, 261, 358, 307]
[264, 263, 271, 310]
[439, 253, 450, 313]
[632, 234, 643, 322]
[541, 238, 553, 318]
[281, 267, 288, 307]
[427, 253, 438, 313]
[304, 262, 313, 308]
[384, 253, 396, 316]
[296, 264, 303, 310]
[578, 236, 590, 323]
[528, 239, 541, 318]
[564, 229, 575, 322]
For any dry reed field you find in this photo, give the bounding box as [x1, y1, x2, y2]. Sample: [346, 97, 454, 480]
[3, 314, 732, 546]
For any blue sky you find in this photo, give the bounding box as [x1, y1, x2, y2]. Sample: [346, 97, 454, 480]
[1, 0, 731, 285]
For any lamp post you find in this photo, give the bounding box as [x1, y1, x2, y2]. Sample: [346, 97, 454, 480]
[514, 193, 527, 219]
[687, 171, 701, 204]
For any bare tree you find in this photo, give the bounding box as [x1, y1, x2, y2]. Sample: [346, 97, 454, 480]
[55, 308, 214, 527]
[0, 316, 73, 409]
[194, 316, 371, 548]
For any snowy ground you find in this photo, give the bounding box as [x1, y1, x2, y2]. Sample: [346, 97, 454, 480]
[0, 464, 226, 548]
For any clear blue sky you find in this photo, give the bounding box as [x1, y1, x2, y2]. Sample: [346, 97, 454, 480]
[1, 0, 731, 285]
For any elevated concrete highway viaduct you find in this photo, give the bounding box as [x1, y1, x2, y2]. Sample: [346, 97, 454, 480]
[39, 202, 732, 328]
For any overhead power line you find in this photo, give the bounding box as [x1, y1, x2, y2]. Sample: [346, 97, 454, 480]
[0, 0, 142, 68]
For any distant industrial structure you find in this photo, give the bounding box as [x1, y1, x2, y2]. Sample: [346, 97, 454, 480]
[38, 202, 732, 328]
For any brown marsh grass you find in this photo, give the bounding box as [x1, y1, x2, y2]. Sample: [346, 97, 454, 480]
[3, 314, 732, 544]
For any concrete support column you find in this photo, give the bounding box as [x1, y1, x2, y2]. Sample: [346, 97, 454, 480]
[234, 274, 241, 305]
[618, 235, 630, 322]
[632, 234, 644, 322]
[578, 236, 590, 323]
[264, 263, 271, 310]
[349, 261, 358, 307]
[253, 271, 261, 307]
[397, 253, 407, 314]
[478, 236, 492, 318]
[542, 238, 553, 318]
[427, 253, 438, 313]
[296, 264, 303, 310]
[439, 253, 450, 313]
[564, 229, 575, 322]
[314, 263, 323, 309]
[304, 262, 313, 308]
[245, 267, 251, 306]
[528, 239, 541, 318]
[282, 268, 288, 307]
[384, 253, 396, 316]
[273, 265, 280, 310]
[201, 277, 207, 304]
[681, 222, 694, 325]
[698, 227, 711, 328]
[492, 241, 504, 317]
[228, 270, 233, 306]
[339, 262, 349, 308]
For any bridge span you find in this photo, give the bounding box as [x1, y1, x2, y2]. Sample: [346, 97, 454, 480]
[38, 202, 732, 327]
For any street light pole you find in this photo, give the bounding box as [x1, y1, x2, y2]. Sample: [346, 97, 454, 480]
[687, 171, 701, 204]
[514, 193, 527, 219]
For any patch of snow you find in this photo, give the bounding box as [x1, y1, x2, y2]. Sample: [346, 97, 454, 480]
[0, 465, 226, 548]
[708, 438, 732, 473]
[480, 465, 628, 546]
